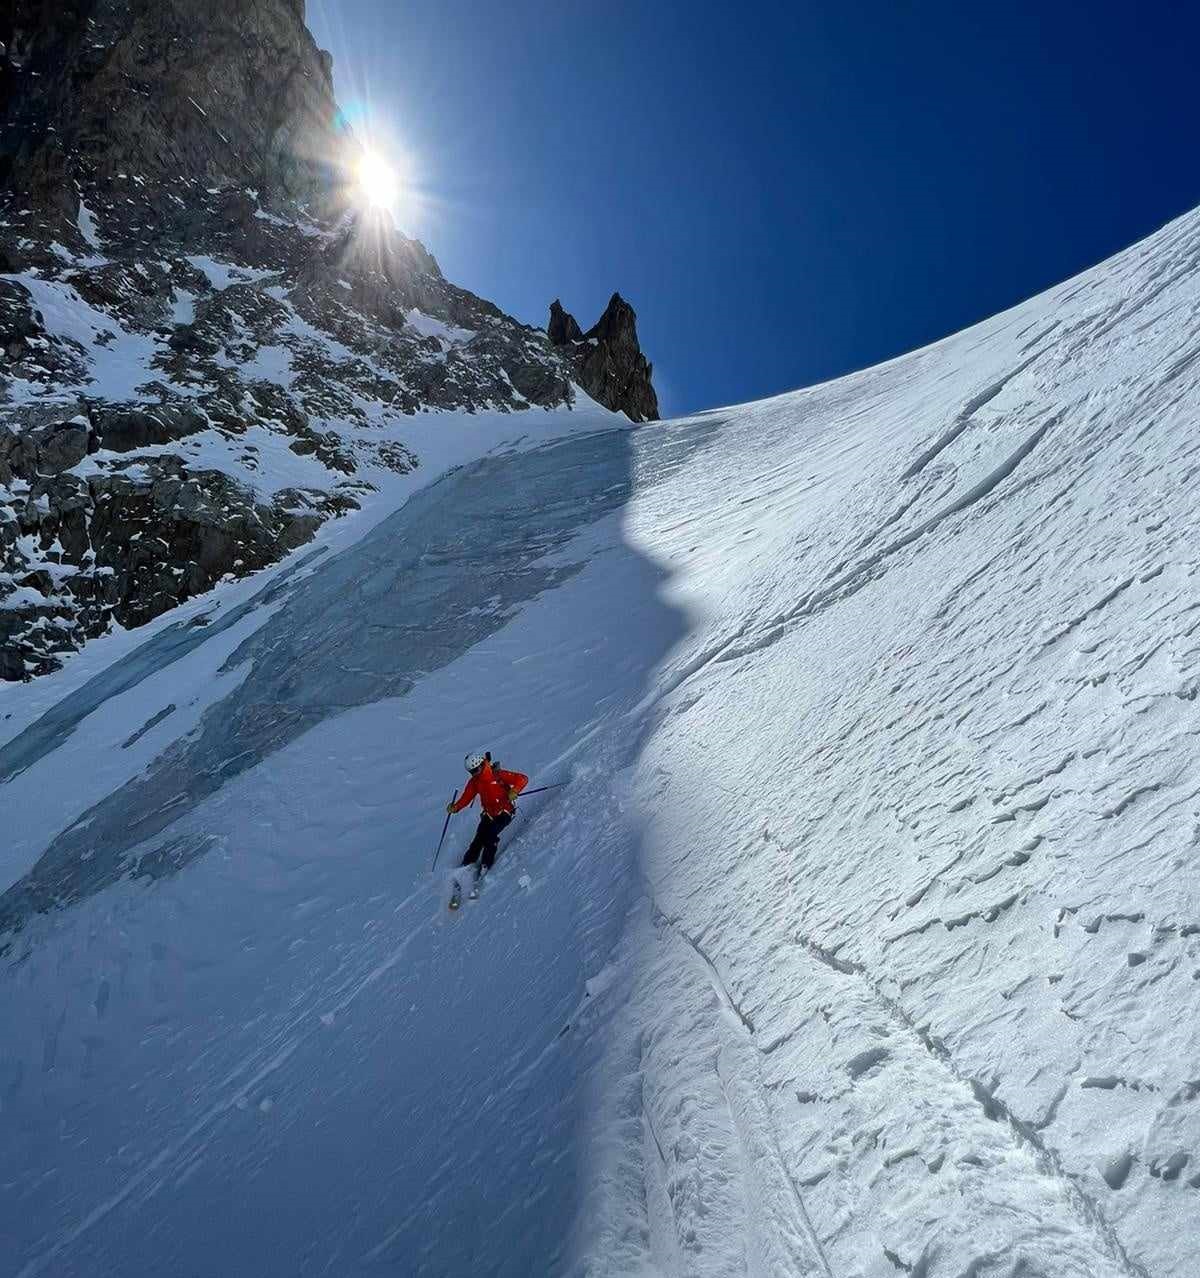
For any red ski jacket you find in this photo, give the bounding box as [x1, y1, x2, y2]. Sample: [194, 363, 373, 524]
[452, 763, 529, 818]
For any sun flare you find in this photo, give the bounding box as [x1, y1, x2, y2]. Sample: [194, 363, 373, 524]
[356, 148, 400, 210]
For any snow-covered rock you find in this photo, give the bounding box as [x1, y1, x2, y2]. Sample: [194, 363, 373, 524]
[0, 0, 657, 679]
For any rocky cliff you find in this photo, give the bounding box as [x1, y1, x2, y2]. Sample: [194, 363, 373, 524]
[548, 293, 659, 423]
[0, 0, 658, 679]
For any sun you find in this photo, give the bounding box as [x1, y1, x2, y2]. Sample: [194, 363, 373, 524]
[355, 148, 400, 210]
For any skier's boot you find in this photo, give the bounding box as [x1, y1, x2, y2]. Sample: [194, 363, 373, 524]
[469, 864, 487, 900]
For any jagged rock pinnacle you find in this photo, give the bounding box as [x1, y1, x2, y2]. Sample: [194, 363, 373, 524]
[547, 293, 659, 422]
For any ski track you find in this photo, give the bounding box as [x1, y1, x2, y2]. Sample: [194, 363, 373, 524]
[14, 879, 435, 1278]
[795, 935, 1151, 1278]
[656, 901, 835, 1278]
[5, 209, 1200, 1275]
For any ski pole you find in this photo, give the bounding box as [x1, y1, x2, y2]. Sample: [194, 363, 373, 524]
[431, 789, 458, 871]
[522, 782, 569, 798]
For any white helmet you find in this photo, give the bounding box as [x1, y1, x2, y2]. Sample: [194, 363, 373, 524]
[464, 751, 486, 773]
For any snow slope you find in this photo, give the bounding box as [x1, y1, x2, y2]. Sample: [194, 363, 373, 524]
[580, 208, 1200, 1278]
[4, 207, 1200, 1277]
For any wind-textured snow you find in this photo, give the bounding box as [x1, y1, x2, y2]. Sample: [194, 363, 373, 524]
[4, 208, 1200, 1278]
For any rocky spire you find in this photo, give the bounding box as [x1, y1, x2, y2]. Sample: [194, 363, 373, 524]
[548, 299, 584, 345]
[547, 293, 659, 422]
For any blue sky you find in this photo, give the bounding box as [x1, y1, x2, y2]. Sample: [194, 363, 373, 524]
[308, 1, 1200, 416]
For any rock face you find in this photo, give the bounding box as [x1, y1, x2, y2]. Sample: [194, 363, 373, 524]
[0, 0, 659, 679]
[547, 293, 659, 423]
[0, 0, 340, 216]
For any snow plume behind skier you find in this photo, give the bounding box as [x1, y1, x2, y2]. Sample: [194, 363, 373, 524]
[447, 752, 528, 906]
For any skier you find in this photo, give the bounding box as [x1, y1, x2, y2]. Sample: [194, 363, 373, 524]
[446, 751, 528, 903]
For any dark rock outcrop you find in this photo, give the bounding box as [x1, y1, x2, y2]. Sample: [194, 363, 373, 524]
[548, 299, 584, 345]
[0, 0, 340, 215]
[547, 293, 659, 423]
[0, 0, 660, 679]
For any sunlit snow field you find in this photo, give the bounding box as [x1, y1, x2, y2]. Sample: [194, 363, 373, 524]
[4, 209, 1200, 1277]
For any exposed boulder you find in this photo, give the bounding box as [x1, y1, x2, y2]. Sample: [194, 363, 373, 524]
[33, 419, 91, 473]
[92, 404, 209, 453]
[0, 414, 92, 481]
[547, 293, 659, 422]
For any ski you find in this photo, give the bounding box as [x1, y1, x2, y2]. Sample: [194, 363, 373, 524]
[448, 881, 463, 911]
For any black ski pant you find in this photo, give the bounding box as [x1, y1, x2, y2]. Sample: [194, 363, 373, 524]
[460, 811, 513, 872]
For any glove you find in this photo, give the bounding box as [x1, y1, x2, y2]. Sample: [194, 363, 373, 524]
[446, 801, 456, 814]
[507, 787, 519, 802]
